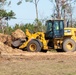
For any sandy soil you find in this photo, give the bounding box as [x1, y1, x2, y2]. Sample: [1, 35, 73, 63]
[0, 52, 76, 75]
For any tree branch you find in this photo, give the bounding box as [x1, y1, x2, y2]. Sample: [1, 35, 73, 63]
[32, 1, 35, 4]
[37, 0, 39, 4]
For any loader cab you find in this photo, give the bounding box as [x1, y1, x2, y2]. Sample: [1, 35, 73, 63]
[45, 20, 64, 39]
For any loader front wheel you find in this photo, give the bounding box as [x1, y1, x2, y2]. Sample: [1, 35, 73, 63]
[63, 39, 76, 52]
[27, 40, 41, 52]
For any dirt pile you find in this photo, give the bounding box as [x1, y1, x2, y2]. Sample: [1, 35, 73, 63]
[0, 42, 22, 53]
[0, 29, 26, 53]
[11, 29, 26, 40]
[0, 33, 12, 46]
[0, 33, 8, 43]
[0, 29, 26, 46]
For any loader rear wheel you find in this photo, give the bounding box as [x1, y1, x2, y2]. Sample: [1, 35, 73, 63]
[63, 39, 76, 52]
[27, 40, 41, 52]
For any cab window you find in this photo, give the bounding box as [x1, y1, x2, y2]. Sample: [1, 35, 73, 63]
[46, 21, 52, 32]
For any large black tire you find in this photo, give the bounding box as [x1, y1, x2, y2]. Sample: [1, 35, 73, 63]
[27, 40, 41, 52]
[63, 39, 76, 52]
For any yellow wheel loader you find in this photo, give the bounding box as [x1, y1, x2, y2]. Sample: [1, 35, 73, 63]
[12, 20, 76, 52]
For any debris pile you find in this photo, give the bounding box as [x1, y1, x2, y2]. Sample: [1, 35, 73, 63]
[0, 33, 8, 43]
[0, 29, 26, 53]
[11, 29, 26, 40]
[0, 42, 22, 53]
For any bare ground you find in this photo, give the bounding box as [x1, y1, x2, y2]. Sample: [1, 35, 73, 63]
[0, 52, 76, 75]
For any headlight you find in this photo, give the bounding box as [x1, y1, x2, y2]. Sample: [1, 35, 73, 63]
[64, 30, 71, 33]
